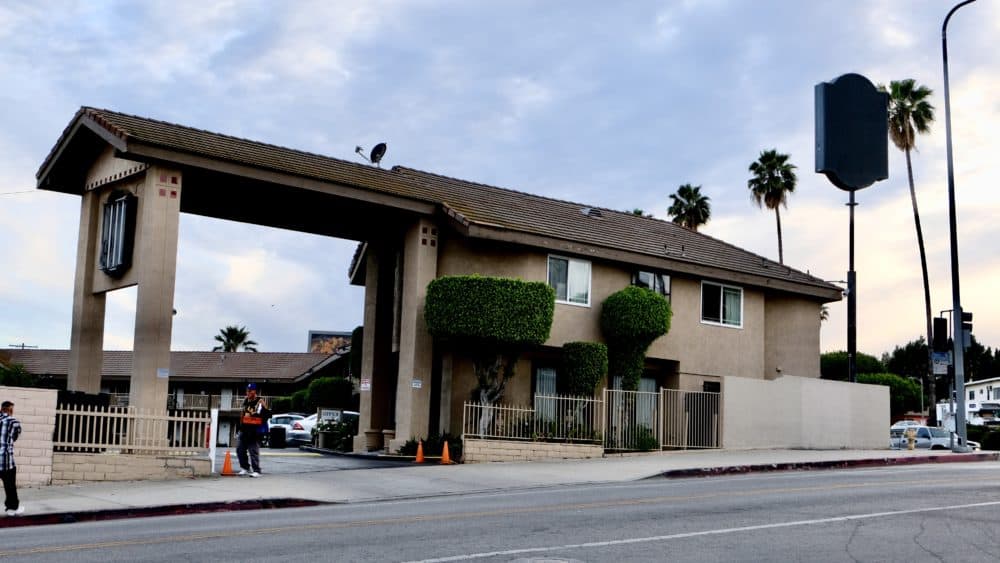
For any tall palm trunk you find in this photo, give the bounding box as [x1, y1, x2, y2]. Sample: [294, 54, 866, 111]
[774, 206, 784, 264]
[905, 148, 936, 423]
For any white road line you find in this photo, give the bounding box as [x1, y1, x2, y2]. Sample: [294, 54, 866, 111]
[405, 500, 1000, 563]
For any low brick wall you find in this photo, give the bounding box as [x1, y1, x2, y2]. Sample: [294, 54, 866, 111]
[0, 386, 58, 486]
[52, 453, 211, 485]
[463, 438, 603, 463]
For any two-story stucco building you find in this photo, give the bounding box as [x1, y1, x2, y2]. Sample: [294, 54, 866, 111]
[36, 107, 841, 453]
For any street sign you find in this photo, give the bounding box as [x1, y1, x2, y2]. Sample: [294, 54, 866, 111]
[932, 351, 951, 375]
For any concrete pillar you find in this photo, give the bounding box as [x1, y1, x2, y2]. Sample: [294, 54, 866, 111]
[388, 219, 438, 451]
[128, 167, 181, 413]
[67, 189, 107, 393]
[354, 246, 383, 452]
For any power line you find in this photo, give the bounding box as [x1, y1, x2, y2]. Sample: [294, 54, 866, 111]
[0, 190, 39, 197]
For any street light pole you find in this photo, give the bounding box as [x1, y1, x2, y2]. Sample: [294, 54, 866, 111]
[942, 0, 976, 451]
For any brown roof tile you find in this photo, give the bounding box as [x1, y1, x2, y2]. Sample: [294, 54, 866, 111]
[39, 107, 840, 299]
[4, 349, 334, 382]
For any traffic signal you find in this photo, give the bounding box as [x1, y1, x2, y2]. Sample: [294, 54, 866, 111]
[933, 317, 949, 352]
[962, 311, 973, 334]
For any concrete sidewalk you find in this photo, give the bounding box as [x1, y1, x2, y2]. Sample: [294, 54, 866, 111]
[8, 448, 998, 526]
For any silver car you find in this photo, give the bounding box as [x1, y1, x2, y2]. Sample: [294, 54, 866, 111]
[265, 413, 304, 448]
[287, 413, 317, 445]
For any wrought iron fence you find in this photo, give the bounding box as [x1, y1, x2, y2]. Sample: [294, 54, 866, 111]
[660, 389, 721, 449]
[462, 394, 603, 443]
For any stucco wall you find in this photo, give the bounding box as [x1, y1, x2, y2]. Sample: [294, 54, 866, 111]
[764, 294, 822, 378]
[722, 375, 889, 449]
[0, 386, 57, 486]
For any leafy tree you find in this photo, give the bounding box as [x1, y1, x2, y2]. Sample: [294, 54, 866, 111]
[629, 208, 653, 218]
[858, 373, 922, 416]
[600, 286, 671, 390]
[880, 79, 936, 423]
[561, 342, 608, 396]
[425, 275, 554, 405]
[748, 149, 797, 264]
[290, 389, 311, 413]
[213, 325, 258, 352]
[0, 362, 37, 387]
[965, 335, 997, 382]
[820, 351, 885, 381]
[667, 184, 711, 231]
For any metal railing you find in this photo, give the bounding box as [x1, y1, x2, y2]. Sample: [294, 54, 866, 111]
[54, 404, 211, 455]
[660, 389, 721, 449]
[462, 394, 603, 443]
[462, 387, 726, 452]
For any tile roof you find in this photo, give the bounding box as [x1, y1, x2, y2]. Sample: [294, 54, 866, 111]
[39, 107, 840, 299]
[4, 349, 334, 382]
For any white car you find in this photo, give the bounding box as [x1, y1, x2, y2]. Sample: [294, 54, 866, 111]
[287, 413, 317, 445]
[264, 413, 305, 448]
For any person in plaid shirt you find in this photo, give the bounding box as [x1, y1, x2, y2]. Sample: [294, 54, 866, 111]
[0, 401, 22, 516]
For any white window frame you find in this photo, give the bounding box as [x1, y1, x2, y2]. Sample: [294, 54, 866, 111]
[700, 281, 743, 328]
[547, 255, 591, 307]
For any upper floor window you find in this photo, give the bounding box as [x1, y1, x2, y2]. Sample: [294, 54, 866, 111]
[548, 255, 591, 306]
[99, 191, 138, 278]
[633, 271, 671, 300]
[701, 281, 742, 328]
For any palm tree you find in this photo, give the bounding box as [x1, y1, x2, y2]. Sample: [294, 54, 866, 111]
[881, 78, 936, 421]
[820, 305, 830, 322]
[667, 184, 711, 231]
[213, 325, 259, 352]
[748, 149, 797, 264]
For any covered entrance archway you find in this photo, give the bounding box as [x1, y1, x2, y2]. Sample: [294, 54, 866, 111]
[38, 107, 442, 451]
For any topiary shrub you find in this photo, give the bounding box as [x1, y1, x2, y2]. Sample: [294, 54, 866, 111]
[858, 372, 921, 416]
[270, 396, 292, 414]
[600, 286, 671, 390]
[561, 342, 608, 397]
[307, 376, 353, 410]
[425, 275, 554, 405]
[290, 389, 311, 413]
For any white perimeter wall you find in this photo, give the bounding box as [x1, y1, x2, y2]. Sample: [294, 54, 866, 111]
[722, 375, 889, 449]
[0, 386, 58, 486]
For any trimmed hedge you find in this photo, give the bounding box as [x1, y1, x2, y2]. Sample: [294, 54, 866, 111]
[821, 351, 886, 380]
[308, 376, 354, 410]
[858, 372, 921, 415]
[600, 286, 671, 390]
[424, 275, 555, 346]
[290, 389, 311, 413]
[562, 342, 608, 396]
[270, 396, 292, 414]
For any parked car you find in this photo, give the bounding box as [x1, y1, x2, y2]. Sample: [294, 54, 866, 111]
[287, 413, 317, 445]
[891, 425, 957, 450]
[264, 413, 305, 448]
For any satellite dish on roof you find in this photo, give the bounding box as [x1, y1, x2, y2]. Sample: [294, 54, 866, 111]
[354, 142, 388, 167]
[370, 143, 387, 167]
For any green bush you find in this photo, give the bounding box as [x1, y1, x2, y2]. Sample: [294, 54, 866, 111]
[425, 275, 555, 404]
[314, 421, 354, 451]
[635, 426, 659, 452]
[600, 286, 671, 390]
[290, 389, 311, 413]
[857, 373, 921, 415]
[307, 376, 353, 409]
[561, 342, 608, 396]
[425, 275, 554, 346]
[0, 363, 38, 387]
[270, 396, 292, 414]
[821, 351, 886, 380]
[396, 433, 463, 461]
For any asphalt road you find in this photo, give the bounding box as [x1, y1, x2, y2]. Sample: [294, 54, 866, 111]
[2, 462, 998, 562]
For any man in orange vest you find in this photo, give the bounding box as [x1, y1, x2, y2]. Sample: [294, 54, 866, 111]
[236, 383, 268, 477]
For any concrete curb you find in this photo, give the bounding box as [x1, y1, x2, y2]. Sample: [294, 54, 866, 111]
[653, 452, 1000, 478]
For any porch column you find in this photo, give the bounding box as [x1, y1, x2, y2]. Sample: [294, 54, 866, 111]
[128, 166, 181, 413]
[388, 219, 438, 451]
[354, 245, 384, 452]
[67, 189, 107, 393]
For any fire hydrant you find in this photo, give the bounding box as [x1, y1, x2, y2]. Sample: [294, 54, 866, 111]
[905, 428, 917, 450]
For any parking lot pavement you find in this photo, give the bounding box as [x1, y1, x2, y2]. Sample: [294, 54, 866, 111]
[214, 446, 410, 474]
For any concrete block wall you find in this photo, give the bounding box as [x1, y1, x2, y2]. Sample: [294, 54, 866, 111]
[0, 386, 58, 486]
[51, 453, 211, 485]
[463, 438, 603, 463]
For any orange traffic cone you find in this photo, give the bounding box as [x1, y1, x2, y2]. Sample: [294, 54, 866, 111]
[441, 441, 452, 465]
[221, 450, 236, 476]
[415, 440, 425, 463]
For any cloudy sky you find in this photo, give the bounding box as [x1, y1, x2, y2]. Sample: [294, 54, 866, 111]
[1, 1, 997, 360]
